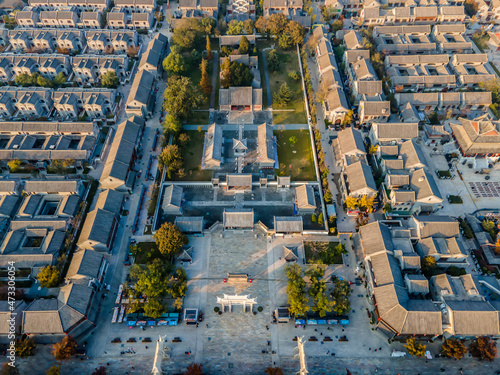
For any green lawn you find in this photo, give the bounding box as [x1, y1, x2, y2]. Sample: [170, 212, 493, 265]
[304, 241, 345, 265]
[266, 49, 307, 124]
[275, 129, 315, 181]
[177, 130, 212, 181]
[187, 110, 210, 125]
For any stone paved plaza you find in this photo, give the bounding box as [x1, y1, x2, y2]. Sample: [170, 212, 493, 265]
[15, 231, 500, 374]
[201, 230, 273, 374]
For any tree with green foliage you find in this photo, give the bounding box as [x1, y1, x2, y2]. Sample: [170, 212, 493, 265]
[289, 136, 298, 144]
[143, 298, 166, 318]
[306, 266, 332, 317]
[331, 20, 343, 33]
[278, 33, 293, 50]
[163, 114, 182, 136]
[243, 19, 254, 34]
[153, 222, 189, 259]
[368, 145, 378, 155]
[46, 366, 60, 375]
[163, 52, 186, 75]
[15, 338, 36, 358]
[482, 219, 495, 231]
[441, 339, 467, 360]
[239, 36, 250, 54]
[201, 17, 216, 35]
[101, 71, 119, 88]
[267, 49, 280, 72]
[317, 212, 324, 225]
[229, 61, 253, 86]
[172, 18, 205, 49]
[288, 70, 300, 80]
[191, 49, 201, 64]
[422, 256, 437, 277]
[341, 110, 353, 126]
[227, 20, 244, 35]
[163, 76, 204, 120]
[37, 266, 60, 288]
[15, 73, 35, 87]
[7, 159, 21, 172]
[273, 82, 292, 108]
[221, 60, 253, 88]
[330, 278, 351, 315]
[53, 72, 67, 87]
[3, 15, 16, 30]
[324, 190, 333, 204]
[206, 35, 213, 61]
[52, 336, 77, 360]
[199, 59, 212, 96]
[255, 16, 268, 35]
[130, 259, 171, 298]
[464, 0, 479, 16]
[266, 13, 288, 36]
[220, 46, 233, 57]
[404, 337, 427, 357]
[159, 144, 183, 179]
[169, 268, 188, 299]
[285, 20, 305, 45]
[469, 336, 497, 361]
[284, 263, 309, 317]
[311, 213, 317, 223]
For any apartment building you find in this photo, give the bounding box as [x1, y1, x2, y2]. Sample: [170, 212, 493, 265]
[52, 88, 116, 119]
[0, 54, 70, 82]
[385, 54, 456, 92]
[81, 12, 103, 28]
[40, 10, 80, 28]
[71, 55, 129, 84]
[373, 25, 436, 55]
[15, 10, 40, 27]
[114, 0, 157, 13]
[315, 26, 349, 125]
[0, 87, 53, 119]
[8, 29, 85, 52]
[86, 30, 138, 54]
[29, 0, 110, 12]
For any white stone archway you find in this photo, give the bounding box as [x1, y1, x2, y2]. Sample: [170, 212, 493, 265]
[217, 294, 257, 313]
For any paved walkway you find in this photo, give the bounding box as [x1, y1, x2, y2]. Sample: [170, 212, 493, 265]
[209, 51, 218, 109]
[261, 48, 273, 109]
[306, 51, 356, 232]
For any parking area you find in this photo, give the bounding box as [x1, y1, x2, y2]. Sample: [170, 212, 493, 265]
[419, 142, 500, 216]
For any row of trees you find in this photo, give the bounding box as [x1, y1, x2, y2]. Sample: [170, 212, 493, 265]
[405, 336, 497, 362]
[220, 59, 253, 89]
[126, 223, 189, 317]
[255, 14, 306, 50]
[15, 72, 67, 89]
[285, 263, 351, 317]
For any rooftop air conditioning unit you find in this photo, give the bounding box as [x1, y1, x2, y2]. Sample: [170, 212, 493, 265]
[12, 145, 18, 149]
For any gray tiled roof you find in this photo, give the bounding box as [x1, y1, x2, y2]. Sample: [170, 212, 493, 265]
[66, 249, 103, 280]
